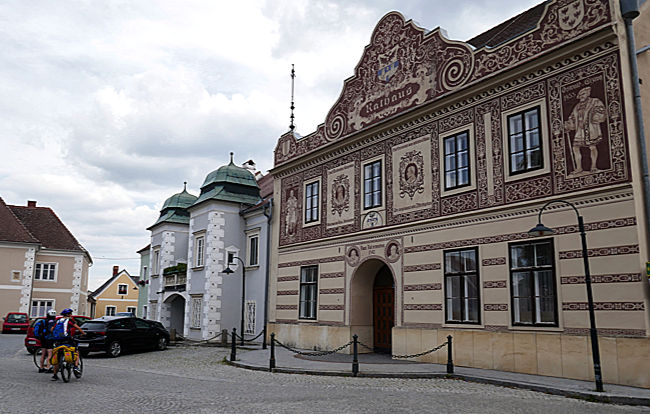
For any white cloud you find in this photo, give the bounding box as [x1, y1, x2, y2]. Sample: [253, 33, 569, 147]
[0, 0, 541, 290]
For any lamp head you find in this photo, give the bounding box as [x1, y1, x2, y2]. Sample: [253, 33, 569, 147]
[528, 223, 555, 237]
[222, 266, 234, 275]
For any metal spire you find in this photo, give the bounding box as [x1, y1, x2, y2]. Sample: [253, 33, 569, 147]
[230, 152, 234, 164]
[289, 64, 295, 132]
[183, 181, 187, 191]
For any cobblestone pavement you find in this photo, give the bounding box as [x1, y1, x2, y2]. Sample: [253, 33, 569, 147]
[0, 335, 646, 414]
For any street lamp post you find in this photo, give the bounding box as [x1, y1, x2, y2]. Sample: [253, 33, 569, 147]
[528, 199, 603, 392]
[222, 256, 246, 346]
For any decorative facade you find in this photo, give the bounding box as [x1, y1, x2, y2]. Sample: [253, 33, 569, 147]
[146, 157, 273, 341]
[268, 0, 650, 388]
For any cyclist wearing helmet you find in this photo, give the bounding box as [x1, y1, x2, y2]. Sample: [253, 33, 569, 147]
[51, 308, 85, 381]
[36, 309, 57, 373]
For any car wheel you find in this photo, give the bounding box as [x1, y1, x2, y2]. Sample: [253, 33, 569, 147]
[26, 347, 36, 355]
[157, 337, 168, 351]
[108, 341, 122, 357]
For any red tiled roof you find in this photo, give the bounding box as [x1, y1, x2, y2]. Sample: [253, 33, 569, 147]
[0, 197, 39, 244]
[257, 174, 274, 199]
[467, 2, 548, 49]
[8, 203, 84, 252]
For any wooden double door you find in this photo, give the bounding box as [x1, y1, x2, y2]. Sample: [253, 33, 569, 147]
[373, 287, 394, 353]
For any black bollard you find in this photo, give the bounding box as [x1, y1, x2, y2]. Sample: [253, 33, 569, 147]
[446, 335, 454, 374]
[231, 328, 237, 362]
[269, 333, 276, 371]
[352, 334, 359, 377]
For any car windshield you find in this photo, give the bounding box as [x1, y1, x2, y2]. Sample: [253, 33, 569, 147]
[7, 314, 27, 323]
[81, 322, 107, 331]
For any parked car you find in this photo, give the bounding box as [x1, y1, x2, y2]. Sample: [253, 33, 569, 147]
[76, 316, 170, 357]
[2, 312, 29, 334]
[24, 315, 91, 354]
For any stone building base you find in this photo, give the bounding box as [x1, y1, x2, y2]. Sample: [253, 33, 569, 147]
[268, 323, 650, 388]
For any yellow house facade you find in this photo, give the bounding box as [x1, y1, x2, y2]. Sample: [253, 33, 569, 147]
[89, 266, 139, 318]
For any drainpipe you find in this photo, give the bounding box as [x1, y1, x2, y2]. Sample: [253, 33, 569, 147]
[262, 198, 273, 349]
[621, 0, 650, 258]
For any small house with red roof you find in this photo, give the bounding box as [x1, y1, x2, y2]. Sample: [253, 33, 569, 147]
[0, 198, 92, 318]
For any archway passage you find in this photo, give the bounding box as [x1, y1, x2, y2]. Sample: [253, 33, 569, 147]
[373, 265, 394, 353]
[165, 294, 185, 336]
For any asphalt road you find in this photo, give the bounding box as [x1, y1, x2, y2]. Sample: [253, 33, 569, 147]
[0, 333, 646, 414]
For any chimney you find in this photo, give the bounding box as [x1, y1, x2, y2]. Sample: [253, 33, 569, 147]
[27, 200, 37, 207]
[113, 266, 119, 276]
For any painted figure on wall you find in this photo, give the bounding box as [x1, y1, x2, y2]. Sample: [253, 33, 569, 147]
[386, 242, 400, 261]
[405, 163, 418, 184]
[285, 189, 298, 235]
[347, 247, 360, 266]
[331, 174, 350, 216]
[564, 86, 607, 175]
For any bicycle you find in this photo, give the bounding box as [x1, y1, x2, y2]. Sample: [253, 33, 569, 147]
[51, 343, 83, 383]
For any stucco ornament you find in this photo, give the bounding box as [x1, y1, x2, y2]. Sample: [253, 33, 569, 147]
[564, 85, 607, 175]
[558, 0, 585, 31]
[285, 189, 298, 236]
[399, 150, 425, 200]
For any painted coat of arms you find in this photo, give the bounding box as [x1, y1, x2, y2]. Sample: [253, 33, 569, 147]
[331, 174, 350, 216]
[559, 0, 585, 31]
[399, 150, 424, 200]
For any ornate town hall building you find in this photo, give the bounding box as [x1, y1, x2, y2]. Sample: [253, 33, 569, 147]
[268, 0, 650, 387]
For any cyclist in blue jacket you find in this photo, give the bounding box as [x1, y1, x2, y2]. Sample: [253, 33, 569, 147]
[51, 308, 85, 381]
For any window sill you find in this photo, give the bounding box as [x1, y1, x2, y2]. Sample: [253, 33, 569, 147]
[191, 266, 204, 271]
[189, 327, 201, 330]
[245, 265, 260, 271]
[303, 220, 321, 228]
[442, 323, 484, 329]
[151, 274, 159, 278]
[508, 325, 562, 332]
[297, 318, 318, 323]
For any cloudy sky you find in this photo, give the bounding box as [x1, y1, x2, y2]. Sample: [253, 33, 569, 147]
[0, 0, 541, 290]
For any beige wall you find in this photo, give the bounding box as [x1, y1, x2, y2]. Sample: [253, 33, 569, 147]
[92, 272, 139, 318]
[0, 245, 29, 317]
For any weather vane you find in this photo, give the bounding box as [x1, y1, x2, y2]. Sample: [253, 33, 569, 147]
[289, 64, 295, 132]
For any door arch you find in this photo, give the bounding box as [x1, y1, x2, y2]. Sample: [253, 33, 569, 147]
[163, 294, 185, 335]
[350, 258, 395, 353]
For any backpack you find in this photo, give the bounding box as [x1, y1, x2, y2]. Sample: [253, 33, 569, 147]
[34, 319, 46, 338]
[51, 319, 69, 340]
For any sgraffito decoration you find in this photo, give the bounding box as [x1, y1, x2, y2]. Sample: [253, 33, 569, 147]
[331, 174, 350, 216]
[398, 150, 424, 200]
[274, 0, 613, 168]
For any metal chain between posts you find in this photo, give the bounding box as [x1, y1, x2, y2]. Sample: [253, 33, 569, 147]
[358, 339, 448, 359]
[183, 331, 223, 344]
[273, 337, 353, 356]
[233, 330, 265, 343]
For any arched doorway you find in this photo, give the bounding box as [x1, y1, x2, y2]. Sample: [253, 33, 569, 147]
[350, 259, 395, 353]
[373, 265, 394, 353]
[163, 294, 185, 335]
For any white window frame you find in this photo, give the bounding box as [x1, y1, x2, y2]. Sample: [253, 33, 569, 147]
[117, 284, 128, 295]
[225, 245, 240, 271]
[31, 299, 55, 318]
[360, 154, 385, 212]
[440, 124, 477, 197]
[502, 98, 550, 182]
[34, 262, 57, 281]
[303, 178, 322, 227]
[191, 296, 203, 329]
[152, 248, 161, 275]
[149, 301, 157, 320]
[194, 234, 205, 268]
[126, 306, 136, 314]
[299, 265, 318, 320]
[105, 306, 116, 316]
[246, 230, 260, 267]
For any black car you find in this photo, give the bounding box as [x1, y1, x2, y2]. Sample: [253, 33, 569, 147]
[77, 316, 170, 357]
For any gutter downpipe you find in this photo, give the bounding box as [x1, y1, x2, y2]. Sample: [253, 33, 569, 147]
[262, 198, 273, 350]
[621, 0, 650, 259]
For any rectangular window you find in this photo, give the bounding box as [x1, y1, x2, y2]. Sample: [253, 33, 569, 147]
[149, 303, 157, 320]
[245, 300, 256, 334]
[299, 266, 318, 319]
[34, 263, 56, 280]
[191, 297, 202, 329]
[304, 181, 319, 223]
[195, 235, 205, 267]
[126, 306, 136, 314]
[105, 306, 116, 316]
[444, 131, 470, 190]
[152, 249, 160, 274]
[142, 305, 148, 319]
[363, 160, 382, 209]
[508, 107, 542, 174]
[248, 235, 259, 266]
[509, 239, 557, 326]
[444, 248, 480, 324]
[31, 300, 54, 317]
[143, 266, 148, 280]
[118, 284, 128, 295]
[227, 252, 235, 265]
